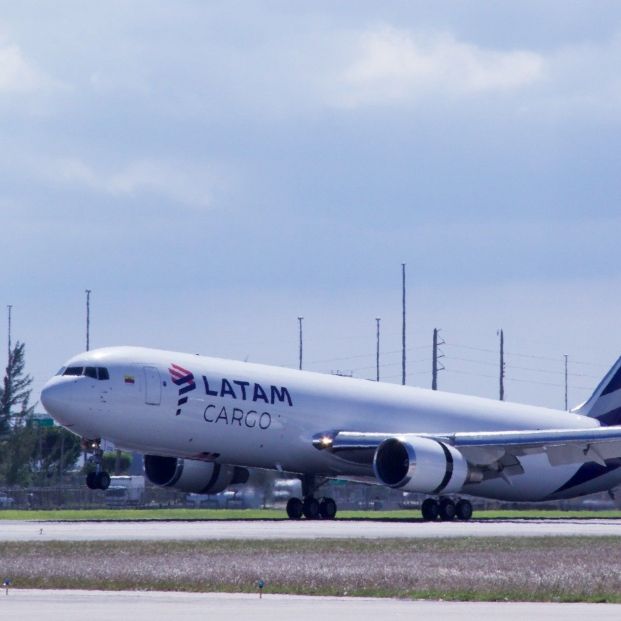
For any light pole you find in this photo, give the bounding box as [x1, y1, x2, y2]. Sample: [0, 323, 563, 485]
[401, 262, 406, 386]
[375, 317, 381, 382]
[297, 316, 303, 370]
[564, 354, 568, 411]
[85, 289, 91, 351]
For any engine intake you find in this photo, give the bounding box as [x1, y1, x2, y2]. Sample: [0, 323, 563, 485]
[373, 436, 468, 494]
[144, 455, 249, 494]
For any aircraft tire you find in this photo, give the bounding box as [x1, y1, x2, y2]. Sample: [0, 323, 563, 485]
[86, 471, 98, 490]
[96, 471, 111, 491]
[302, 496, 320, 520]
[286, 497, 303, 520]
[456, 499, 473, 521]
[421, 498, 439, 521]
[319, 497, 337, 520]
[439, 498, 456, 521]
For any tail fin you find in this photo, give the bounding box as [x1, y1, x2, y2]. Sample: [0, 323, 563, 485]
[573, 356, 621, 426]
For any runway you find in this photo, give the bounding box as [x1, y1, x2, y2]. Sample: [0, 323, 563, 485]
[1, 518, 620, 541]
[1, 590, 620, 621]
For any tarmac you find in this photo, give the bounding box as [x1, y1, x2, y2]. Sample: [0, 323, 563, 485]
[1, 517, 621, 541]
[1, 590, 620, 621]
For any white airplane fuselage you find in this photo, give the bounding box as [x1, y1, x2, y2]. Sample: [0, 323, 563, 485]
[41, 346, 621, 502]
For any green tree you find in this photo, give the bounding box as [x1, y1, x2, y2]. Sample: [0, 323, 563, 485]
[100, 451, 133, 475]
[32, 427, 82, 484]
[0, 341, 37, 486]
[0, 342, 34, 435]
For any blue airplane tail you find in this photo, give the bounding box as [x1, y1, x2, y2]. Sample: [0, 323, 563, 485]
[573, 356, 621, 426]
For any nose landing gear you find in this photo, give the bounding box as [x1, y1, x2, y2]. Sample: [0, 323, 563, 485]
[82, 439, 111, 491]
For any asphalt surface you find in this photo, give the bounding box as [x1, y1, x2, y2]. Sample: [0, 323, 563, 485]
[1, 518, 621, 540]
[1, 590, 620, 621]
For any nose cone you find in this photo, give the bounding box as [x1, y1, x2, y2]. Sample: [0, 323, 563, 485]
[41, 378, 76, 424]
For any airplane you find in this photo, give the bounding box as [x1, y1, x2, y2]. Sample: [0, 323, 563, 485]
[40, 345, 621, 521]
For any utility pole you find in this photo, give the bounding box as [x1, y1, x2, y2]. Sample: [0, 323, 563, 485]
[7, 304, 12, 362]
[375, 317, 381, 382]
[6, 306, 12, 405]
[85, 289, 92, 351]
[297, 316, 303, 370]
[499, 329, 505, 401]
[401, 262, 406, 386]
[432, 328, 445, 390]
[564, 354, 568, 411]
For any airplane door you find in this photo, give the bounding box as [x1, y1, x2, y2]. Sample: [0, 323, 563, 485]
[144, 366, 161, 405]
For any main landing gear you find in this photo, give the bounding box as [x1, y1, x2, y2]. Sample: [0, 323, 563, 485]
[421, 497, 473, 521]
[285, 475, 338, 520]
[83, 439, 111, 491]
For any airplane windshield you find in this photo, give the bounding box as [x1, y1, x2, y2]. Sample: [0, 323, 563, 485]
[62, 366, 110, 380]
[63, 367, 83, 376]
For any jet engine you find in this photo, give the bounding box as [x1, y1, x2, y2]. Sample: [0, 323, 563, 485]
[373, 436, 468, 494]
[144, 455, 249, 494]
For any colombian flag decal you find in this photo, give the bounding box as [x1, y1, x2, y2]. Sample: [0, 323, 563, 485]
[124, 375, 135, 384]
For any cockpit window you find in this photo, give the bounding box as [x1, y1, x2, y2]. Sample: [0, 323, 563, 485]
[63, 366, 84, 376]
[55, 367, 66, 376]
[62, 366, 110, 380]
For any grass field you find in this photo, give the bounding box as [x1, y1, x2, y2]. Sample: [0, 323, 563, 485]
[1, 537, 620, 601]
[1, 507, 621, 521]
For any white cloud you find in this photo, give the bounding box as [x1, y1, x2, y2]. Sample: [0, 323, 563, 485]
[331, 27, 544, 107]
[0, 43, 51, 93]
[50, 157, 214, 209]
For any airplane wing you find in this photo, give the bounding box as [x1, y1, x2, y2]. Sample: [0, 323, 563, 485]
[313, 425, 621, 471]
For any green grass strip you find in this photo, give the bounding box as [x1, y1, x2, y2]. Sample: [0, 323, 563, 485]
[1, 507, 621, 521]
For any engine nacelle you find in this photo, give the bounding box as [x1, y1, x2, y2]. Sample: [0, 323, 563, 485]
[373, 435, 468, 494]
[144, 455, 249, 494]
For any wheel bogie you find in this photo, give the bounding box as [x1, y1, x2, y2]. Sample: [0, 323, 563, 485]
[422, 497, 473, 521]
[285, 494, 338, 520]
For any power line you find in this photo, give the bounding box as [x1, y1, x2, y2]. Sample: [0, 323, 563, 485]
[446, 342, 606, 368]
[444, 367, 594, 391]
[336, 357, 432, 374]
[447, 354, 600, 379]
[307, 344, 431, 366]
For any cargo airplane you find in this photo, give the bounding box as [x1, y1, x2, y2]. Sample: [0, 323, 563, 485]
[41, 346, 621, 521]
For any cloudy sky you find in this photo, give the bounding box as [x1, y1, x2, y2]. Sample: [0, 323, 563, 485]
[1, 1, 621, 410]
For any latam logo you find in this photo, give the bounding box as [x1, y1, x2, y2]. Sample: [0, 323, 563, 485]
[169, 363, 196, 416]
